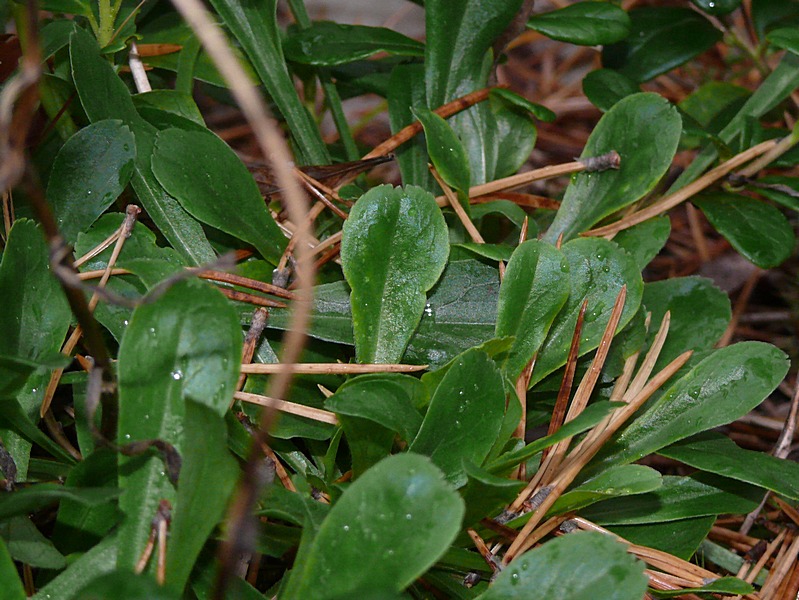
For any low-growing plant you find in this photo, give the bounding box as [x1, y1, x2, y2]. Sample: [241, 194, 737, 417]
[1, 0, 799, 598]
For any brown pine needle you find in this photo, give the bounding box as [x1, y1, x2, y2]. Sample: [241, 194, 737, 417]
[622, 311, 671, 402]
[234, 391, 338, 425]
[198, 271, 298, 300]
[584, 139, 777, 237]
[218, 288, 286, 308]
[240, 362, 427, 375]
[431, 167, 485, 244]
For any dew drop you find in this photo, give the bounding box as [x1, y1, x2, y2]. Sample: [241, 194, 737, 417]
[171, 370, 183, 380]
[343, 525, 350, 532]
[405, 513, 413, 520]
[510, 572, 520, 585]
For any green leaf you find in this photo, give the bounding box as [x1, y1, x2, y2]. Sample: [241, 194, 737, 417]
[32, 534, 117, 600]
[282, 453, 464, 599]
[660, 432, 799, 500]
[116, 280, 241, 569]
[132, 91, 205, 126]
[152, 128, 287, 265]
[545, 93, 681, 241]
[527, 2, 631, 46]
[1, 516, 65, 569]
[608, 516, 715, 560]
[756, 175, 799, 211]
[409, 349, 506, 487]
[753, 0, 799, 38]
[489, 88, 556, 122]
[767, 27, 799, 54]
[651, 577, 753, 598]
[75, 571, 177, 600]
[531, 238, 643, 386]
[582, 69, 641, 112]
[486, 401, 622, 474]
[69, 27, 216, 265]
[461, 461, 524, 528]
[590, 342, 788, 472]
[206, 0, 328, 164]
[582, 473, 763, 524]
[284, 21, 424, 65]
[454, 243, 514, 262]
[341, 185, 449, 363]
[165, 401, 238, 593]
[326, 376, 423, 443]
[0, 538, 25, 600]
[495, 240, 570, 379]
[480, 531, 648, 600]
[0, 485, 119, 522]
[691, 0, 741, 16]
[550, 465, 662, 515]
[612, 216, 671, 270]
[694, 192, 796, 268]
[603, 7, 722, 82]
[47, 120, 136, 243]
[413, 106, 471, 197]
[641, 277, 731, 371]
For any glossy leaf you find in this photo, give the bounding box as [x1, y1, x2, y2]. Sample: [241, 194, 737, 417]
[284, 21, 424, 65]
[207, 0, 328, 164]
[47, 120, 136, 242]
[480, 531, 648, 600]
[152, 128, 287, 265]
[767, 27, 799, 54]
[691, 0, 741, 16]
[660, 432, 799, 500]
[603, 7, 722, 82]
[409, 348, 505, 486]
[413, 106, 471, 196]
[116, 280, 241, 569]
[612, 216, 671, 270]
[582, 474, 763, 525]
[489, 88, 556, 122]
[590, 342, 788, 472]
[641, 277, 731, 371]
[495, 240, 570, 379]
[282, 453, 464, 599]
[166, 401, 238, 593]
[582, 68, 640, 112]
[550, 465, 662, 515]
[609, 516, 715, 560]
[694, 192, 796, 268]
[545, 93, 681, 241]
[527, 2, 631, 46]
[531, 238, 644, 386]
[69, 27, 216, 265]
[341, 185, 449, 363]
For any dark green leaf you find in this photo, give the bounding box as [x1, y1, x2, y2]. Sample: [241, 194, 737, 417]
[767, 27, 799, 54]
[608, 516, 715, 560]
[132, 91, 205, 126]
[461, 461, 524, 528]
[480, 531, 648, 600]
[496, 240, 570, 379]
[603, 7, 722, 82]
[76, 571, 177, 600]
[582, 474, 763, 524]
[527, 2, 631, 46]
[152, 128, 287, 265]
[409, 349, 505, 486]
[454, 243, 514, 262]
[612, 216, 671, 270]
[651, 577, 753, 598]
[582, 69, 641, 112]
[341, 185, 449, 363]
[489, 88, 556, 122]
[753, 0, 799, 38]
[545, 93, 681, 241]
[0, 538, 24, 600]
[641, 277, 731, 371]
[206, 0, 328, 164]
[47, 120, 135, 242]
[413, 106, 471, 196]
[691, 0, 742, 16]
[1, 516, 65, 569]
[695, 192, 796, 268]
[116, 280, 241, 569]
[32, 534, 117, 600]
[282, 453, 464, 599]
[590, 342, 788, 472]
[660, 432, 799, 500]
[0, 485, 120, 521]
[532, 238, 644, 386]
[550, 465, 662, 515]
[284, 21, 424, 65]
[756, 175, 799, 211]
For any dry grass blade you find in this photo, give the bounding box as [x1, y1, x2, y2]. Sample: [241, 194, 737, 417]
[622, 311, 671, 402]
[431, 167, 485, 244]
[235, 307, 268, 393]
[234, 391, 338, 425]
[240, 363, 427, 375]
[584, 139, 778, 237]
[760, 532, 799, 599]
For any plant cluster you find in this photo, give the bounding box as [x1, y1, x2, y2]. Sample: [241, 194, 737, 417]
[1, 0, 799, 598]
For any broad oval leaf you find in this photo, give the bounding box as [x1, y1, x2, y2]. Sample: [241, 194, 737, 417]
[480, 531, 648, 600]
[603, 7, 722, 82]
[694, 192, 796, 268]
[495, 240, 570, 379]
[409, 348, 505, 486]
[612, 215, 671, 270]
[47, 120, 136, 242]
[116, 279, 241, 569]
[341, 184, 449, 363]
[284, 21, 424, 65]
[545, 93, 681, 241]
[282, 453, 464, 599]
[413, 106, 471, 196]
[152, 128, 288, 265]
[582, 68, 641, 112]
[590, 342, 789, 472]
[527, 2, 631, 46]
[532, 238, 644, 386]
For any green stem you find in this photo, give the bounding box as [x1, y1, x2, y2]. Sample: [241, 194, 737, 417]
[97, 0, 116, 48]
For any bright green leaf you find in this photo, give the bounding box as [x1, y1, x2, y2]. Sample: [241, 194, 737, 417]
[612, 216, 671, 270]
[413, 106, 471, 197]
[341, 185, 449, 363]
[550, 465, 662, 515]
[527, 2, 631, 46]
